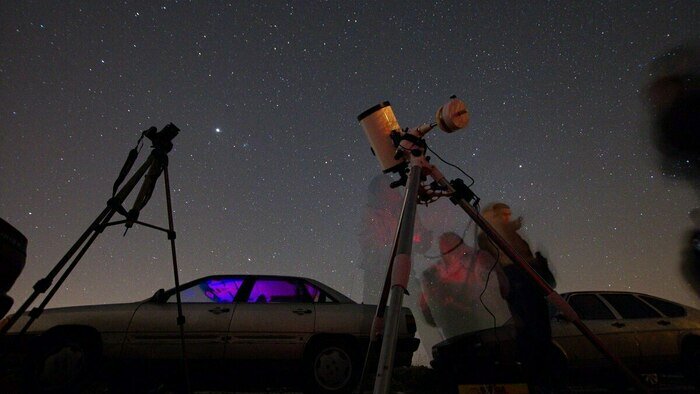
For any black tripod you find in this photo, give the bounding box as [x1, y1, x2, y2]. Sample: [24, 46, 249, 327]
[0, 124, 191, 393]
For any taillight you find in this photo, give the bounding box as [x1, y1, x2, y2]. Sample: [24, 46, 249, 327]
[405, 313, 416, 334]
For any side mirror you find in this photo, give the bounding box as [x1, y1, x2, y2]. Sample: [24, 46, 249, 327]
[152, 288, 166, 304]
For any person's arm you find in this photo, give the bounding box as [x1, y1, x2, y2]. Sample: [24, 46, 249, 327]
[477, 232, 499, 261]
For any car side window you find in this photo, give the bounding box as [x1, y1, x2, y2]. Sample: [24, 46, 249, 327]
[247, 278, 312, 303]
[639, 296, 686, 318]
[568, 294, 615, 320]
[304, 282, 336, 303]
[601, 294, 661, 319]
[168, 277, 243, 303]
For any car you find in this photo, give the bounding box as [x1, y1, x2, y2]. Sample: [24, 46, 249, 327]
[1, 274, 420, 392]
[431, 291, 700, 387]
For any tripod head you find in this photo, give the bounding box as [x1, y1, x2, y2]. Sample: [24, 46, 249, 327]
[123, 123, 180, 229]
[106, 123, 181, 231]
[144, 123, 180, 154]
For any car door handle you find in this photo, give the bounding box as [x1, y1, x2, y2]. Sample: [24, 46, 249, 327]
[208, 307, 230, 315]
[611, 322, 625, 328]
[292, 308, 312, 315]
[657, 320, 671, 326]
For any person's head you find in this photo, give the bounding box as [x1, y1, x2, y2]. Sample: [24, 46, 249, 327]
[482, 202, 512, 225]
[439, 232, 471, 257]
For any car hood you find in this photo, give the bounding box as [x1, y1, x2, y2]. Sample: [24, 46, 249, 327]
[7, 302, 143, 334]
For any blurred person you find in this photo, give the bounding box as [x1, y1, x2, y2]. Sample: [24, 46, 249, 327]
[477, 202, 558, 390]
[419, 232, 510, 338]
[0, 218, 27, 319]
[647, 44, 700, 298]
[647, 43, 700, 185]
[692, 209, 700, 263]
[683, 208, 700, 297]
[357, 174, 431, 305]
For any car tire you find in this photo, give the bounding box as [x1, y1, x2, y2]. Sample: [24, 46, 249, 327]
[682, 340, 700, 387]
[304, 338, 359, 394]
[26, 330, 100, 392]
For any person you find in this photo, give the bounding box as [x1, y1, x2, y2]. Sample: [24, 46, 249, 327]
[646, 44, 700, 300]
[477, 202, 557, 390]
[0, 218, 27, 319]
[357, 175, 431, 305]
[691, 209, 700, 263]
[419, 232, 510, 338]
[684, 208, 700, 297]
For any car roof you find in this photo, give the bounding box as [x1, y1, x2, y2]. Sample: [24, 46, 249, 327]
[563, 290, 671, 298]
[560, 290, 695, 309]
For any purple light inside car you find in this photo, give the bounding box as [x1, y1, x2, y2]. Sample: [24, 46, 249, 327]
[203, 278, 243, 303]
[247, 279, 314, 303]
[247, 279, 298, 303]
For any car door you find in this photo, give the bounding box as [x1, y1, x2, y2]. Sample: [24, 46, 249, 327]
[553, 293, 640, 372]
[226, 276, 315, 360]
[123, 276, 242, 360]
[602, 293, 682, 371]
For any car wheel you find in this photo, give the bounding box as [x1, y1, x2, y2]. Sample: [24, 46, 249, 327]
[28, 331, 99, 392]
[305, 339, 358, 393]
[682, 341, 700, 387]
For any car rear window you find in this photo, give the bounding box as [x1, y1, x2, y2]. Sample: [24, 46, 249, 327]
[568, 294, 615, 320]
[639, 296, 686, 318]
[601, 294, 661, 319]
[247, 278, 312, 303]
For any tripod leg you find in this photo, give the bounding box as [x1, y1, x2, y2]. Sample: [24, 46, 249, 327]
[373, 164, 422, 394]
[0, 206, 111, 336]
[1, 155, 156, 337]
[163, 166, 191, 394]
[356, 191, 406, 393]
[19, 210, 117, 334]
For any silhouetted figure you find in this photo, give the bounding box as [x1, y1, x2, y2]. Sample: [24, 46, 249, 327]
[683, 209, 700, 297]
[647, 44, 700, 184]
[477, 203, 557, 390]
[419, 232, 510, 338]
[0, 218, 27, 318]
[647, 43, 700, 298]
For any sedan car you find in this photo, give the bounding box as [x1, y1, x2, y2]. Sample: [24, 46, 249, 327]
[431, 291, 700, 387]
[1, 274, 419, 393]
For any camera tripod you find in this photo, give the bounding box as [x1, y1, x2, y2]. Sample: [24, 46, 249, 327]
[0, 124, 191, 393]
[363, 123, 650, 394]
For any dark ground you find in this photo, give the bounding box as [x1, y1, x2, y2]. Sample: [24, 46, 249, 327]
[1, 362, 697, 393]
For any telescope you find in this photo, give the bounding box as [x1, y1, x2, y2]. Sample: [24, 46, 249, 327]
[356, 97, 648, 394]
[357, 96, 469, 174]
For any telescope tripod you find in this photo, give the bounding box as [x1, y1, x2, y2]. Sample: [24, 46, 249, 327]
[0, 124, 191, 393]
[365, 143, 650, 393]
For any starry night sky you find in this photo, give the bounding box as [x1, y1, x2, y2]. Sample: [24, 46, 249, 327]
[1, 1, 698, 312]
